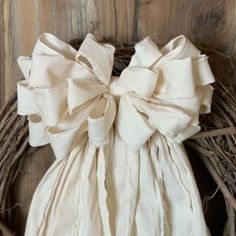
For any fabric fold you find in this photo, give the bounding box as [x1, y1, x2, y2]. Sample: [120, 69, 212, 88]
[88, 95, 116, 147]
[67, 78, 108, 113]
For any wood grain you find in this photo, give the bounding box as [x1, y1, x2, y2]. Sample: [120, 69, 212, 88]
[1, 1, 236, 235]
[11, 145, 55, 236]
[137, 0, 234, 48]
[1, 0, 236, 107]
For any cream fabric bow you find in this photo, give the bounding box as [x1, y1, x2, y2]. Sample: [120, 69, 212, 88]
[17, 33, 214, 159]
[117, 36, 215, 153]
[17, 33, 116, 159]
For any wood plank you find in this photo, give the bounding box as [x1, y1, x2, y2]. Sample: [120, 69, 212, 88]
[0, 1, 3, 108]
[1, 1, 236, 234]
[136, 0, 236, 53]
[11, 145, 55, 236]
[2, 0, 236, 107]
[0, 0, 137, 107]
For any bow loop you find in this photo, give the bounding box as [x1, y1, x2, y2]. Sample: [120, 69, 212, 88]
[76, 34, 115, 86]
[118, 67, 158, 98]
[33, 33, 77, 58]
[117, 94, 155, 153]
[129, 36, 162, 67]
[29, 53, 86, 87]
[157, 35, 201, 63]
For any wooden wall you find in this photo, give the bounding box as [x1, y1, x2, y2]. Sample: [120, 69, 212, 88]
[0, 1, 235, 235]
[1, 0, 236, 107]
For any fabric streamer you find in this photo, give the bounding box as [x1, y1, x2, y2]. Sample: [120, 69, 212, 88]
[17, 33, 215, 236]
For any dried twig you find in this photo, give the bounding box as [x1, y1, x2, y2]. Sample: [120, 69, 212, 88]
[0, 221, 14, 236]
[191, 127, 236, 139]
[186, 79, 236, 235]
[0, 41, 236, 235]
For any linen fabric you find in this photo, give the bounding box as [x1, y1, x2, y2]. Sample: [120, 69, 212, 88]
[17, 33, 215, 236]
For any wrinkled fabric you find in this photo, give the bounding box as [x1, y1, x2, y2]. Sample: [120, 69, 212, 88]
[17, 33, 215, 236]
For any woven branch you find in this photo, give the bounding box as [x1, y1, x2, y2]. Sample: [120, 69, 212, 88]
[0, 91, 29, 236]
[0, 41, 235, 235]
[186, 80, 236, 236]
